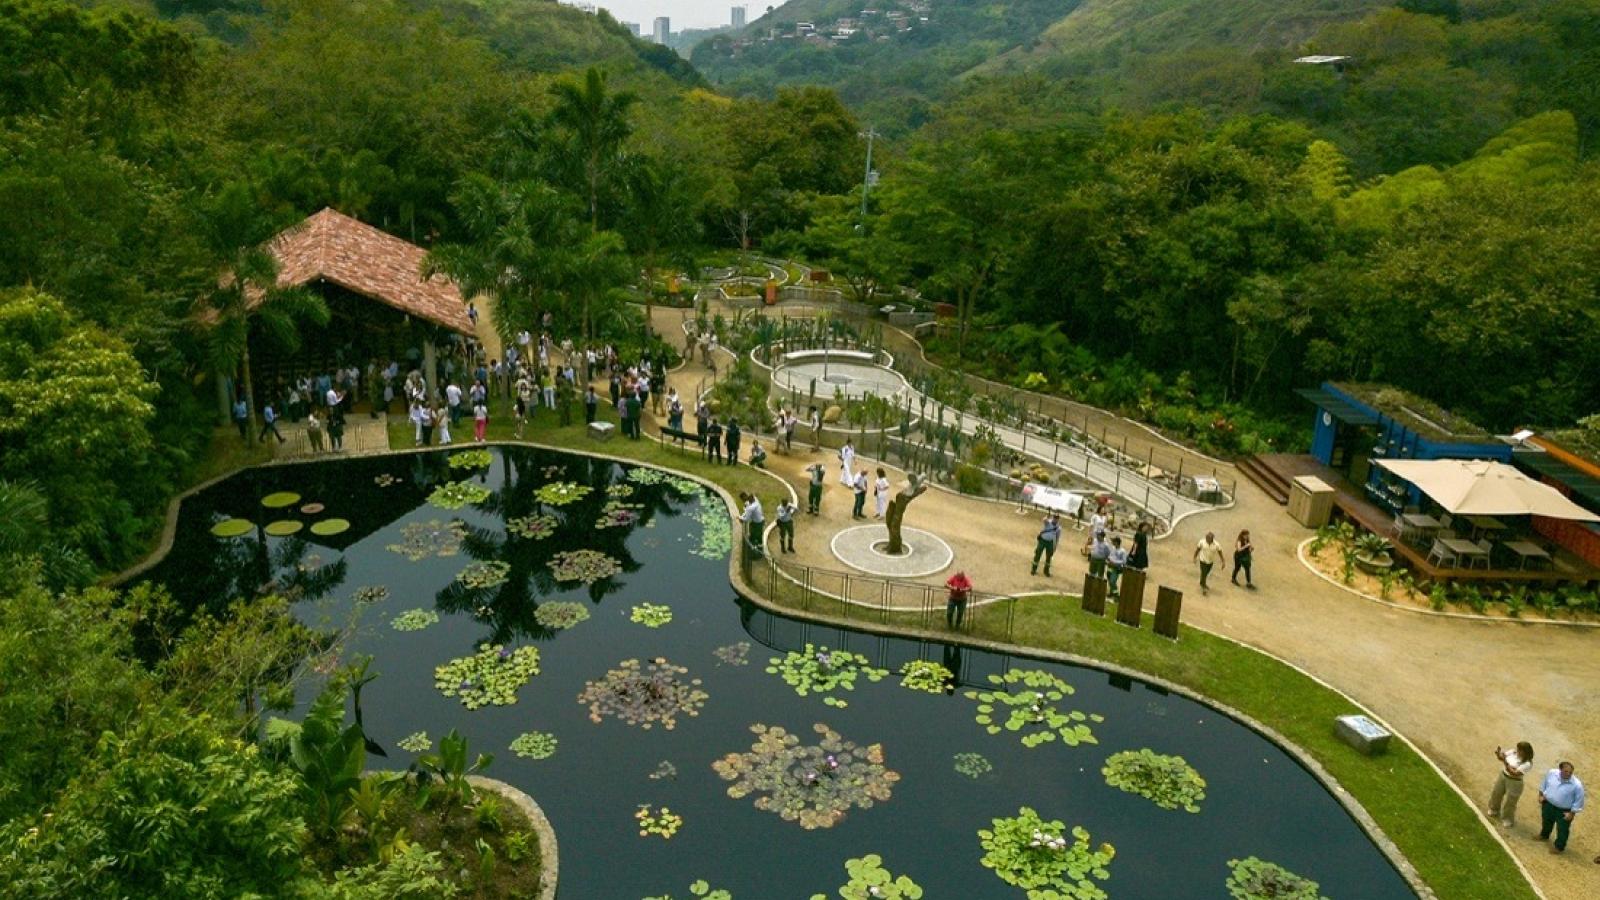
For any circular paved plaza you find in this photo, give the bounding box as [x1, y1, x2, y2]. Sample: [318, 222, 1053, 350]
[829, 524, 954, 577]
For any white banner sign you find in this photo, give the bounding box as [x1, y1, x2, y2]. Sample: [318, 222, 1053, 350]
[1021, 483, 1084, 516]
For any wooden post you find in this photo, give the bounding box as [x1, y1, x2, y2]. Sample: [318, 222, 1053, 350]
[1119, 568, 1146, 613]
[1115, 576, 1143, 627]
[1154, 586, 1183, 639]
[422, 338, 438, 399]
[1081, 573, 1107, 616]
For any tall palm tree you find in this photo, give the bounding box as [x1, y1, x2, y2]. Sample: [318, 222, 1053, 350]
[548, 67, 637, 233]
[198, 182, 329, 430]
[622, 157, 699, 338]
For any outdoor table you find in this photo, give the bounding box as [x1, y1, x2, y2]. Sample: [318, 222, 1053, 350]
[1465, 515, 1507, 538]
[1503, 540, 1550, 570]
[1400, 513, 1440, 541]
[1441, 538, 1489, 569]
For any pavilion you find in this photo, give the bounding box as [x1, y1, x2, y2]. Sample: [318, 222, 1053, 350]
[221, 207, 475, 412]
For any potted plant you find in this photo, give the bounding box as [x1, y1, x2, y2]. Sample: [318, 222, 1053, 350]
[1353, 532, 1394, 575]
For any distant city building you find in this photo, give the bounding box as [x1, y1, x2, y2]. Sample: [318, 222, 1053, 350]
[731, 6, 746, 28]
[653, 16, 670, 44]
[623, 21, 640, 36]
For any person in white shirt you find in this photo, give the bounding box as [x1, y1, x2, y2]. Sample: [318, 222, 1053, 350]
[838, 439, 856, 486]
[873, 468, 890, 519]
[1489, 741, 1535, 827]
[445, 381, 463, 427]
[1193, 532, 1226, 594]
[1107, 536, 1130, 597]
[739, 493, 765, 556]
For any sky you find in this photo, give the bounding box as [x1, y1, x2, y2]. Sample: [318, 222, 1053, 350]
[588, 0, 770, 32]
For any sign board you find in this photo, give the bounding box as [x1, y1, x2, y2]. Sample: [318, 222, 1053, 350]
[1334, 714, 1392, 755]
[1021, 483, 1084, 516]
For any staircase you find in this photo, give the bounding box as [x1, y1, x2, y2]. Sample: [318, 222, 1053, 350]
[1237, 454, 1291, 505]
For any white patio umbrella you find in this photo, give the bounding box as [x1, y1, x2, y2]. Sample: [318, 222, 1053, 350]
[1374, 458, 1600, 521]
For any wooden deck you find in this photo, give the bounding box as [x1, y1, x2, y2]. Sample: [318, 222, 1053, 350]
[1249, 454, 1600, 588]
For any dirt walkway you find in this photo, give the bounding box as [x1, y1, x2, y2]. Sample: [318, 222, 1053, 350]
[645, 302, 1599, 899]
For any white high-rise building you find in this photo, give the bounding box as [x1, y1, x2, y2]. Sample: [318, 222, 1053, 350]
[623, 21, 640, 36]
[731, 5, 746, 28]
[653, 16, 670, 44]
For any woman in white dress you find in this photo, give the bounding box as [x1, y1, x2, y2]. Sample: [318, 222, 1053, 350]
[838, 439, 856, 486]
[874, 468, 890, 519]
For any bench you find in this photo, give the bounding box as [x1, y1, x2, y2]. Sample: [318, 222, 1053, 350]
[660, 426, 705, 448]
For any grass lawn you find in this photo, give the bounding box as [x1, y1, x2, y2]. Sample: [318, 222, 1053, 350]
[388, 393, 1533, 900]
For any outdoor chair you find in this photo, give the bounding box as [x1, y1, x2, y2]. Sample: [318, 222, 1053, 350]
[1438, 513, 1454, 531]
[1426, 539, 1456, 569]
[1388, 514, 1407, 541]
[1473, 539, 1493, 569]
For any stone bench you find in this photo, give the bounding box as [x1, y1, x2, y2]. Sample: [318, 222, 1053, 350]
[587, 421, 615, 441]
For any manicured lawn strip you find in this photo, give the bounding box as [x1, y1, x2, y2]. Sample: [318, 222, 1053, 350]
[387, 400, 1533, 900]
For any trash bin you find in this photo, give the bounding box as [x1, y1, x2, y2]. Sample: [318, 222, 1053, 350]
[1288, 476, 1335, 528]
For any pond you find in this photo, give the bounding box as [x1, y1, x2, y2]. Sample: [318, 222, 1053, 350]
[142, 445, 1414, 899]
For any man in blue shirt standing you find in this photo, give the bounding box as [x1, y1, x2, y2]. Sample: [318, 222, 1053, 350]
[1536, 762, 1584, 853]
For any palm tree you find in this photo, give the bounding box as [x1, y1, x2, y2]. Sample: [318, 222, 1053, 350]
[548, 67, 637, 233]
[423, 174, 583, 345]
[622, 157, 699, 339]
[198, 183, 329, 431]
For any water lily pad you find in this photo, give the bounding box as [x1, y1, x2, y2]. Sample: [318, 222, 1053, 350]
[309, 518, 350, 536]
[577, 657, 706, 730]
[713, 723, 900, 830]
[210, 518, 254, 538]
[264, 520, 304, 536]
[435, 643, 541, 710]
[300, 502, 325, 515]
[510, 731, 558, 760]
[261, 492, 301, 508]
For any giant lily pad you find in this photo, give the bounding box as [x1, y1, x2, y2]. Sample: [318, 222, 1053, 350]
[309, 518, 350, 536]
[264, 520, 304, 536]
[210, 518, 254, 538]
[300, 503, 325, 515]
[261, 492, 301, 508]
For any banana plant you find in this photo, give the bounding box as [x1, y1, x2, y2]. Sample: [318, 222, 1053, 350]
[417, 728, 493, 810]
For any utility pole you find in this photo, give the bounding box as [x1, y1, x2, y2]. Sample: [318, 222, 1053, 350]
[858, 126, 878, 223]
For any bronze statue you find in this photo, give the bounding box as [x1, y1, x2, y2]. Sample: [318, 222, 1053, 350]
[884, 472, 928, 555]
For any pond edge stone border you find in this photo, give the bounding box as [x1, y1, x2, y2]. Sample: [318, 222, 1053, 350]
[469, 775, 559, 900]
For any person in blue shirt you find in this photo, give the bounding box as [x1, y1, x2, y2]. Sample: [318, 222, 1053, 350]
[1536, 762, 1584, 853]
[1031, 513, 1062, 577]
[257, 402, 285, 444]
[232, 397, 248, 440]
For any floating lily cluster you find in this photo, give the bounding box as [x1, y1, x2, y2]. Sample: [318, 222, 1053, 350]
[1225, 857, 1328, 900]
[953, 752, 994, 780]
[533, 601, 590, 630]
[505, 513, 557, 540]
[965, 669, 1103, 748]
[391, 608, 439, 632]
[373, 473, 399, 487]
[397, 731, 432, 753]
[630, 603, 673, 627]
[713, 642, 751, 666]
[1101, 749, 1207, 813]
[386, 519, 468, 561]
[810, 853, 923, 900]
[428, 480, 492, 510]
[535, 481, 592, 506]
[712, 723, 900, 830]
[435, 643, 542, 710]
[689, 494, 732, 559]
[510, 731, 559, 760]
[606, 482, 636, 499]
[352, 585, 389, 604]
[649, 760, 679, 781]
[548, 549, 622, 583]
[447, 449, 493, 470]
[577, 657, 707, 730]
[644, 880, 729, 900]
[978, 807, 1115, 899]
[634, 804, 683, 839]
[596, 499, 643, 529]
[766, 644, 887, 708]
[897, 660, 954, 694]
[456, 560, 512, 590]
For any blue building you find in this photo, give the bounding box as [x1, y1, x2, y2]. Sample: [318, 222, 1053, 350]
[1298, 382, 1511, 512]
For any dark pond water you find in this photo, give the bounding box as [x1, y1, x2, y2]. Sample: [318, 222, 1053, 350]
[143, 446, 1414, 899]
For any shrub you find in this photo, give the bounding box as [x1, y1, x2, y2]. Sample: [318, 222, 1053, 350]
[955, 463, 986, 495]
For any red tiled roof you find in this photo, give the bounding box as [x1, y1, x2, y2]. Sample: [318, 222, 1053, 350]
[256, 208, 474, 336]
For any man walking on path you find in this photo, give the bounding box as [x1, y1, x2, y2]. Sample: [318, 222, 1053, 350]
[233, 396, 249, 440]
[584, 386, 599, 425]
[306, 410, 324, 453]
[1031, 513, 1061, 576]
[1194, 531, 1226, 594]
[258, 402, 285, 444]
[1231, 529, 1255, 588]
[851, 470, 869, 519]
[1107, 536, 1128, 597]
[1536, 762, 1584, 853]
[775, 498, 797, 553]
[809, 405, 822, 450]
[806, 462, 827, 514]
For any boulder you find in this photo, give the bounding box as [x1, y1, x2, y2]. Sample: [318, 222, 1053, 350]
[822, 405, 843, 424]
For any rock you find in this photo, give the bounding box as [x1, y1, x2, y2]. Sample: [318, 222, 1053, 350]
[1334, 714, 1391, 755]
[822, 405, 842, 424]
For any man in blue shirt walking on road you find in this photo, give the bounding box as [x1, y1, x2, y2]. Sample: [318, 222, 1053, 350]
[1536, 761, 1584, 853]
